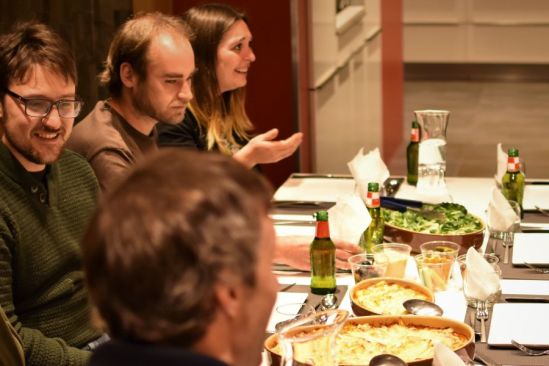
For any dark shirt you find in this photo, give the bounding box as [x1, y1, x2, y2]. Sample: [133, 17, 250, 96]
[89, 340, 228, 366]
[157, 109, 249, 152]
[67, 100, 158, 193]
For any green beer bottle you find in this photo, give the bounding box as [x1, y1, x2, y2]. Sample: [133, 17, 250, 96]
[502, 148, 525, 213]
[407, 120, 420, 185]
[359, 182, 385, 252]
[310, 210, 336, 295]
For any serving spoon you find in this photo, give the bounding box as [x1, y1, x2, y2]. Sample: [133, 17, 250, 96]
[369, 354, 407, 366]
[403, 299, 443, 316]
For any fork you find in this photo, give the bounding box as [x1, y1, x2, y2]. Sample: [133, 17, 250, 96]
[524, 262, 549, 274]
[476, 301, 489, 343]
[535, 205, 549, 217]
[502, 232, 514, 264]
[511, 339, 549, 356]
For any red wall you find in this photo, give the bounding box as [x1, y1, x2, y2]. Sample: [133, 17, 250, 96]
[172, 0, 297, 188]
[381, 0, 404, 163]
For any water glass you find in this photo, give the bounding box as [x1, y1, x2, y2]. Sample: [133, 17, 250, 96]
[347, 253, 388, 284]
[458, 254, 502, 308]
[420, 240, 461, 258]
[487, 200, 521, 240]
[278, 309, 348, 366]
[372, 243, 412, 278]
[274, 303, 316, 333]
[415, 253, 454, 292]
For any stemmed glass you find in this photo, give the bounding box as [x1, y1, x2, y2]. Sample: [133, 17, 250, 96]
[278, 309, 348, 366]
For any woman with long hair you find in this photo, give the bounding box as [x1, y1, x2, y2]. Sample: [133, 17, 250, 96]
[157, 3, 302, 168]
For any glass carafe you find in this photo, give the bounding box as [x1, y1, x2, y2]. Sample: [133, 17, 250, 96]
[278, 309, 348, 366]
[413, 110, 450, 193]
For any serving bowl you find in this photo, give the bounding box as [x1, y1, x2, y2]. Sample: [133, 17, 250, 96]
[350, 277, 434, 316]
[264, 315, 475, 366]
[383, 219, 485, 254]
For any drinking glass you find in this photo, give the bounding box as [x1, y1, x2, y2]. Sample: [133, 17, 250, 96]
[458, 253, 502, 308]
[347, 253, 388, 284]
[415, 254, 453, 292]
[414, 109, 450, 193]
[372, 243, 412, 278]
[420, 241, 461, 258]
[278, 309, 348, 366]
[487, 200, 521, 240]
[274, 303, 316, 332]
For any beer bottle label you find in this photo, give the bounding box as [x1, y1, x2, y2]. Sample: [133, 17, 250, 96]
[507, 156, 520, 172]
[410, 127, 420, 142]
[366, 191, 380, 208]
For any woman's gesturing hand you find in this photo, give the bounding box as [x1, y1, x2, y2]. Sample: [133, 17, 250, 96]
[234, 128, 303, 168]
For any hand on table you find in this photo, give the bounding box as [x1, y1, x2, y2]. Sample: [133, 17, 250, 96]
[274, 236, 362, 271]
[234, 129, 303, 168]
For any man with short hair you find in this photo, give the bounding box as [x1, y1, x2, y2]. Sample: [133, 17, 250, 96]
[67, 12, 195, 192]
[82, 149, 278, 366]
[0, 22, 100, 365]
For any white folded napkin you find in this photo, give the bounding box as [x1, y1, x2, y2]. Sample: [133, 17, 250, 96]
[432, 343, 466, 366]
[496, 143, 507, 183]
[328, 194, 371, 244]
[465, 247, 501, 301]
[487, 188, 519, 231]
[347, 147, 390, 201]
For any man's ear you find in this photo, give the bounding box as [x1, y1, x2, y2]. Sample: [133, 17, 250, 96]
[214, 277, 243, 320]
[119, 62, 137, 88]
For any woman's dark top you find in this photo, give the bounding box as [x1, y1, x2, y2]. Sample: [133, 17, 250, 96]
[157, 109, 248, 152]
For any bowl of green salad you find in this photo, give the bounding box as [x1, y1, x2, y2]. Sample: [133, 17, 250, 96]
[382, 203, 485, 254]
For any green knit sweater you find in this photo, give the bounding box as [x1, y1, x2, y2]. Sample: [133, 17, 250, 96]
[0, 143, 101, 366]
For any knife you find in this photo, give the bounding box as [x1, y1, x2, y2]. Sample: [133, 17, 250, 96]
[290, 173, 353, 179]
[504, 297, 549, 303]
[273, 200, 335, 209]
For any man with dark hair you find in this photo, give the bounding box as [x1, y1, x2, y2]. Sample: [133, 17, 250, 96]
[67, 12, 195, 192]
[82, 149, 277, 366]
[0, 21, 101, 365]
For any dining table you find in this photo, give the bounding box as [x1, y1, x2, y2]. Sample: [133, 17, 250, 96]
[264, 174, 549, 366]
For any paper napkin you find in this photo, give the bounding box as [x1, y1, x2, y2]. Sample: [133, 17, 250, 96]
[496, 143, 507, 183]
[432, 343, 466, 366]
[328, 194, 370, 244]
[347, 147, 390, 201]
[487, 188, 519, 231]
[465, 247, 501, 301]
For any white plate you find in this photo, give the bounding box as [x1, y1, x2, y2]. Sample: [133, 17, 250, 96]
[512, 233, 549, 266]
[523, 184, 549, 210]
[488, 303, 549, 347]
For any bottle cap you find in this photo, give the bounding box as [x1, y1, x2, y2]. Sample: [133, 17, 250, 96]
[508, 148, 519, 157]
[367, 182, 379, 192]
[411, 120, 419, 128]
[315, 210, 328, 221]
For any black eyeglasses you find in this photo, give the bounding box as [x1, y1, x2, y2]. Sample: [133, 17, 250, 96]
[4, 89, 83, 118]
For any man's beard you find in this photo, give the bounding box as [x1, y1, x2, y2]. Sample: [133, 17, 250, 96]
[3, 124, 64, 165]
[131, 84, 185, 125]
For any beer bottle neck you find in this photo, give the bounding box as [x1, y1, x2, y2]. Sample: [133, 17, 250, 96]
[315, 221, 330, 239]
[507, 156, 520, 173]
[366, 190, 380, 208]
[410, 127, 420, 142]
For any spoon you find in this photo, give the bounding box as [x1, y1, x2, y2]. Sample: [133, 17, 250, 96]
[369, 354, 407, 366]
[316, 293, 338, 311]
[403, 299, 443, 316]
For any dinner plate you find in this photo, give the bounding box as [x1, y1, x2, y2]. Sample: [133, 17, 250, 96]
[511, 233, 549, 266]
[488, 303, 549, 347]
[523, 184, 549, 210]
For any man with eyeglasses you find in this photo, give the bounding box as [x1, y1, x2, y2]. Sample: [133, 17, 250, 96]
[0, 22, 102, 365]
[67, 12, 195, 193]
